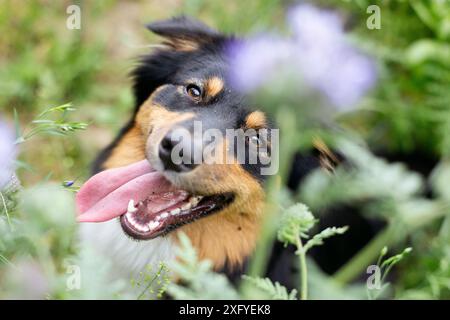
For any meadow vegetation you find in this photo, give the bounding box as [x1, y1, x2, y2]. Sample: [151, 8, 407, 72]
[0, 0, 449, 299]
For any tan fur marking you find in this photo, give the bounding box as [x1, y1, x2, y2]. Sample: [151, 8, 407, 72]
[245, 111, 267, 129]
[176, 163, 264, 270]
[313, 137, 339, 173]
[136, 101, 194, 137]
[103, 87, 194, 170]
[163, 39, 199, 52]
[102, 88, 266, 271]
[103, 126, 146, 169]
[169, 139, 265, 270]
[205, 77, 224, 98]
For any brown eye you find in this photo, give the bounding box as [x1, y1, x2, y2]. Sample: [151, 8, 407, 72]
[186, 84, 202, 100]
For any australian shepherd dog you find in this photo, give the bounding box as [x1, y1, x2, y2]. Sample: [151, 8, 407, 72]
[76, 16, 381, 287]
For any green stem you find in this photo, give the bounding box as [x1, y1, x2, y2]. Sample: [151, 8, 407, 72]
[0, 252, 15, 267]
[333, 223, 399, 285]
[296, 236, 308, 300]
[137, 265, 163, 300]
[334, 202, 449, 285]
[246, 178, 279, 278]
[0, 191, 13, 231]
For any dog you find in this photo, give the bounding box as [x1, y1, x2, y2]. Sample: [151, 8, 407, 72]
[76, 16, 383, 287]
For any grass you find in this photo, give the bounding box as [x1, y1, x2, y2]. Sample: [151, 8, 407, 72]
[0, 0, 285, 185]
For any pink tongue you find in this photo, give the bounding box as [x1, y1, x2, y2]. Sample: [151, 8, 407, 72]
[76, 160, 188, 222]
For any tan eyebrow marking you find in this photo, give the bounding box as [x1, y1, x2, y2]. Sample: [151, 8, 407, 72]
[205, 77, 224, 97]
[313, 137, 340, 174]
[162, 39, 199, 52]
[245, 111, 267, 129]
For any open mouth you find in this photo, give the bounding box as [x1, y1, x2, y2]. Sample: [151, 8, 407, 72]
[76, 160, 234, 240]
[120, 193, 233, 240]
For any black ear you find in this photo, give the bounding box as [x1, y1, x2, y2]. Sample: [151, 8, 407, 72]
[146, 16, 220, 51]
[131, 17, 223, 110]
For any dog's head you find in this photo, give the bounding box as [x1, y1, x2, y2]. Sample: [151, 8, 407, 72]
[77, 17, 275, 268]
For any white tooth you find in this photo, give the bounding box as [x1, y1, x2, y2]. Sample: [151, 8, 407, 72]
[191, 196, 203, 206]
[170, 208, 180, 215]
[148, 221, 160, 230]
[181, 203, 191, 211]
[127, 199, 137, 213]
[132, 221, 140, 230]
[156, 216, 161, 221]
[161, 212, 169, 219]
[131, 219, 141, 228]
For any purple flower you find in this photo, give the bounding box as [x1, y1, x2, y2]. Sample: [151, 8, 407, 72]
[288, 4, 377, 109]
[227, 4, 377, 110]
[0, 119, 16, 189]
[227, 35, 292, 93]
[288, 4, 344, 50]
[64, 180, 75, 187]
[308, 47, 377, 109]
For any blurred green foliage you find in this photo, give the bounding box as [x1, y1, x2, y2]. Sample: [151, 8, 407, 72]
[324, 0, 450, 156]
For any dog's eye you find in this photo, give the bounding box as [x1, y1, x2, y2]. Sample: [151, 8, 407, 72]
[186, 84, 202, 100]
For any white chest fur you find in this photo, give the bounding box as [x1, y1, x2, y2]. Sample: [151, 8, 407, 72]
[79, 219, 176, 279]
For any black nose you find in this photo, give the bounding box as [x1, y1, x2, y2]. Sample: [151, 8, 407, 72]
[158, 130, 197, 172]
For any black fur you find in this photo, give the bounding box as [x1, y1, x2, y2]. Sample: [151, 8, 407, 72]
[147, 16, 219, 43]
[94, 16, 271, 180]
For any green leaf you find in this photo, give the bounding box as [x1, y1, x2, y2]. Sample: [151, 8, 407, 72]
[167, 233, 239, 300]
[300, 139, 424, 212]
[13, 108, 21, 139]
[406, 40, 450, 66]
[380, 247, 412, 269]
[277, 203, 316, 246]
[242, 276, 297, 300]
[37, 102, 75, 118]
[302, 226, 349, 254]
[430, 161, 450, 201]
